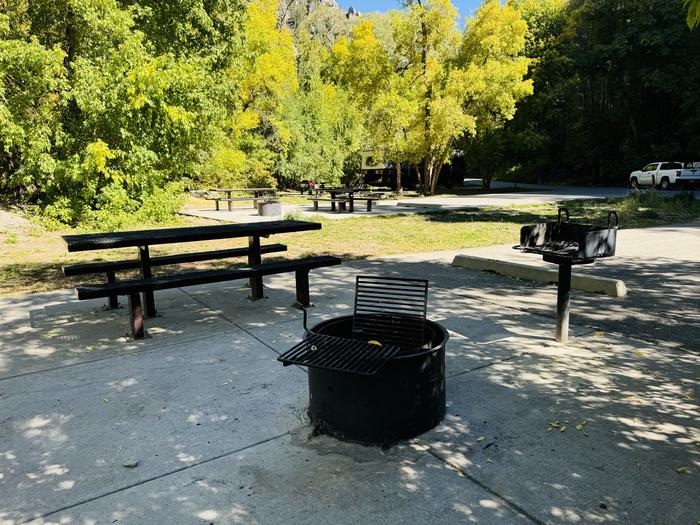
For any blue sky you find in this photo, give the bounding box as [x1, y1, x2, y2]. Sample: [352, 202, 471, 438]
[338, 0, 486, 19]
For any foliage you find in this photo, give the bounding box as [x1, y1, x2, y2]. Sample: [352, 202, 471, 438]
[279, 81, 364, 187]
[500, 0, 700, 186]
[3, 0, 699, 224]
[0, 0, 244, 226]
[686, 0, 700, 28]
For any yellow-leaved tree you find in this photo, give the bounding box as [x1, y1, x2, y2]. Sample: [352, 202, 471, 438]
[391, 0, 531, 194]
[211, 0, 299, 188]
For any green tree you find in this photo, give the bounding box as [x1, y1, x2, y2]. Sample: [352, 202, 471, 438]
[279, 82, 363, 187]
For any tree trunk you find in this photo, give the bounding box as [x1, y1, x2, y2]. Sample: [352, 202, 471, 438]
[422, 160, 432, 196]
[430, 162, 443, 195]
[395, 162, 402, 193]
[481, 162, 494, 190]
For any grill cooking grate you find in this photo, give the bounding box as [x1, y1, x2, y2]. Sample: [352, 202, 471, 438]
[352, 276, 429, 348]
[278, 275, 430, 376]
[278, 333, 401, 375]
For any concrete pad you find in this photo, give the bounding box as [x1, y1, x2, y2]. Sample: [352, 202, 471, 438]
[451, 254, 628, 297]
[23, 433, 532, 525]
[0, 288, 235, 379]
[418, 334, 700, 525]
[1, 242, 697, 524]
[184, 265, 360, 330]
[0, 332, 308, 523]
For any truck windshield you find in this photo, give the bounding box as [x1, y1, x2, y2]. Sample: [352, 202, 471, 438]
[643, 164, 658, 171]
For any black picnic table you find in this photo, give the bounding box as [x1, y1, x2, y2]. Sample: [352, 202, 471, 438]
[313, 187, 364, 212]
[63, 220, 321, 317]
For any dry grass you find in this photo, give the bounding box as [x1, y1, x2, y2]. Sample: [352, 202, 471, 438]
[1, 192, 698, 296]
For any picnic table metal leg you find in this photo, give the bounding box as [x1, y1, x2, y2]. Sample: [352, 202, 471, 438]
[106, 271, 119, 310]
[348, 194, 354, 213]
[330, 192, 336, 212]
[555, 262, 572, 344]
[313, 200, 319, 212]
[248, 235, 264, 300]
[295, 269, 310, 307]
[367, 200, 372, 212]
[138, 245, 156, 318]
[215, 200, 220, 211]
[128, 293, 145, 339]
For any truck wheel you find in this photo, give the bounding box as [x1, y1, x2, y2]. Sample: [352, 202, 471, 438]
[659, 177, 670, 191]
[630, 177, 638, 189]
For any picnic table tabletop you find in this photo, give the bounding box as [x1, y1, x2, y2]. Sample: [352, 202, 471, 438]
[62, 220, 320, 252]
[211, 188, 276, 192]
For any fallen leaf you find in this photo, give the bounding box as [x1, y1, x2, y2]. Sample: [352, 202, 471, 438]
[560, 425, 567, 432]
[486, 458, 494, 463]
[593, 331, 605, 337]
[675, 466, 690, 474]
[367, 340, 382, 346]
[682, 393, 695, 401]
[634, 351, 645, 357]
[476, 436, 485, 443]
[102, 398, 109, 403]
[576, 421, 587, 431]
[222, 379, 232, 385]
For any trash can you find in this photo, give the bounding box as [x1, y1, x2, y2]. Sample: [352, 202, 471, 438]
[258, 201, 282, 216]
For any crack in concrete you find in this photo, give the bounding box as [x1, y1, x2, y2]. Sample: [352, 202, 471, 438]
[18, 431, 293, 525]
[421, 446, 544, 525]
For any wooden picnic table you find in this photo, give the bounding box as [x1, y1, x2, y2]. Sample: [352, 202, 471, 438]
[63, 220, 321, 320]
[208, 188, 277, 211]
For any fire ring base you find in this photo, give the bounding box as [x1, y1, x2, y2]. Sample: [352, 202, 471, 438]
[306, 315, 448, 446]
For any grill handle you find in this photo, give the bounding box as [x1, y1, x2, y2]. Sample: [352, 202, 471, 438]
[607, 210, 619, 228]
[293, 303, 315, 336]
[557, 207, 569, 224]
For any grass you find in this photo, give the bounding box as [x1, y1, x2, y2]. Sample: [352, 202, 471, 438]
[1, 192, 698, 296]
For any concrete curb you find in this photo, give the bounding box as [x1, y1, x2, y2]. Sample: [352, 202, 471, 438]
[451, 254, 628, 297]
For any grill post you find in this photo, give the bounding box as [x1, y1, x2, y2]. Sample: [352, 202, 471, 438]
[555, 262, 572, 343]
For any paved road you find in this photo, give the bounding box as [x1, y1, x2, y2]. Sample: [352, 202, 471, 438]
[396, 181, 629, 209]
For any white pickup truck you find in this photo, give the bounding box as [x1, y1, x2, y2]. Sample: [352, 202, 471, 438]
[629, 161, 683, 190]
[676, 161, 700, 189]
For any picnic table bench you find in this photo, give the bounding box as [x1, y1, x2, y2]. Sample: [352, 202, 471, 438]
[63, 220, 340, 339]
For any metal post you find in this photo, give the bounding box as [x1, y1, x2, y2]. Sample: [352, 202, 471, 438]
[248, 235, 264, 300]
[138, 245, 156, 318]
[555, 262, 572, 343]
[295, 269, 310, 307]
[128, 293, 145, 339]
[106, 271, 119, 310]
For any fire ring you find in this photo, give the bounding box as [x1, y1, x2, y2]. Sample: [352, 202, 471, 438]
[306, 315, 448, 446]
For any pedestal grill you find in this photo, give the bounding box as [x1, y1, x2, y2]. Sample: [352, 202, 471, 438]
[278, 276, 448, 445]
[514, 207, 618, 342]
